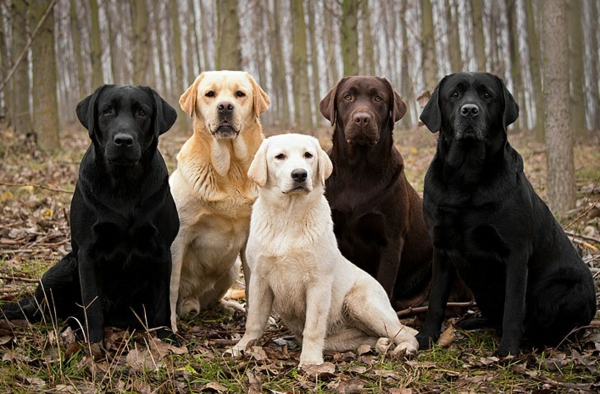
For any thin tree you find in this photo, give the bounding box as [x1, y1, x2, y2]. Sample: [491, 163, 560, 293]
[89, 0, 103, 87]
[215, 0, 241, 70]
[30, 0, 60, 150]
[130, 0, 151, 85]
[446, 0, 462, 72]
[308, 0, 321, 127]
[290, 0, 311, 131]
[470, 0, 486, 71]
[542, 0, 575, 215]
[587, 0, 600, 131]
[360, 0, 375, 75]
[340, 0, 359, 76]
[524, 0, 545, 140]
[268, 0, 289, 127]
[567, 0, 586, 136]
[420, 0, 437, 91]
[10, 0, 33, 135]
[0, 1, 11, 121]
[170, 0, 187, 133]
[506, 0, 524, 132]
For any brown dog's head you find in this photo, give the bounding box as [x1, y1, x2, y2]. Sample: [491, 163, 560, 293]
[319, 76, 407, 146]
[179, 71, 270, 139]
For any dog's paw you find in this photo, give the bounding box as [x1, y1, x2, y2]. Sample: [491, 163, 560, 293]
[392, 339, 419, 358]
[298, 352, 324, 368]
[225, 344, 245, 358]
[494, 341, 520, 358]
[416, 332, 438, 350]
[375, 337, 392, 354]
[219, 299, 245, 315]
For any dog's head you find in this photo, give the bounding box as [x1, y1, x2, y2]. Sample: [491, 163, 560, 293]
[319, 76, 407, 146]
[248, 134, 333, 195]
[420, 72, 519, 146]
[76, 85, 177, 166]
[179, 71, 270, 139]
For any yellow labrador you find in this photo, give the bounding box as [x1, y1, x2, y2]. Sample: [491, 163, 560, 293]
[230, 134, 419, 367]
[169, 71, 270, 331]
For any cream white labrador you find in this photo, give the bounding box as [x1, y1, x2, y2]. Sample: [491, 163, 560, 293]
[169, 71, 270, 331]
[230, 133, 419, 367]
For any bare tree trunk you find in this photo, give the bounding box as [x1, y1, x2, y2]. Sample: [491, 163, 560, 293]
[291, 0, 311, 131]
[446, 0, 462, 72]
[70, 0, 86, 97]
[188, 0, 201, 76]
[198, 0, 212, 71]
[0, 1, 11, 121]
[169, 0, 187, 133]
[10, 0, 32, 135]
[506, 0, 524, 132]
[30, 0, 60, 151]
[130, 0, 151, 85]
[567, 0, 586, 136]
[470, 0, 486, 71]
[152, 3, 167, 94]
[323, 0, 339, 88]
[524, 0, 545, 140]
[543, 0, 574, 215]
[307, 0, 320, 127]
[340, 0, 359, 76]
[400, 0, 413, 127]
[420, 0, 437, 91]
[269, 0, 289, 127]
[360, 0, 375, 75]
[587, 0, 600, 131]
[89, 0, 103, 87]
[216, 0, 241, 70]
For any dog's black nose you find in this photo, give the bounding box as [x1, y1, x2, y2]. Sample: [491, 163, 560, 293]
[461, 104, 480, 118]
[353, 112, 371, 127]
[113, 133, 133, 147]
[217, 101, 234, 114]
[291, 169, 307, 182]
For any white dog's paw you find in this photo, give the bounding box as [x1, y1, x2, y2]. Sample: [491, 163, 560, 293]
[298, 352, 324, 368]
[219, 299, 245, 314]
[391, 338, 419, 357]
[375, 337, 392, 354]
[225, 344, 245, 358]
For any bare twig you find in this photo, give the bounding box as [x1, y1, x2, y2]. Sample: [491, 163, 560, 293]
[0, 181, 73, 194]
[0, 0, 59, 93]
[396, 301, 476, 317]
[0, 275, 40, 283]
[565, 230, 600, 245]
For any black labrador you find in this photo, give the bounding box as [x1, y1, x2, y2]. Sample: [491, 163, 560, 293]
[416, 72, 597, 357]
[319, 76, 435, 309]
[1, 85, 179, 345]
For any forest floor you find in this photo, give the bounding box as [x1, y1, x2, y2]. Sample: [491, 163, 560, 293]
[0, 122, 599, 393]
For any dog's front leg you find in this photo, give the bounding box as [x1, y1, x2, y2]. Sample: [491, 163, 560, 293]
[416, 249, 455, 349]
[230, 274, 273, 356]
[168, 233, 188, 332]
[240, 242, 251, 309]
[153, 248, 173, 340]
[78, 250, 104, 344]
[377, 240, 403, 298]
[299, 284, 332, 367]
[496, 257, 528, 357]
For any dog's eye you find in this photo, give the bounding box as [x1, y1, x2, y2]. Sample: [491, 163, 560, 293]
[374, 96, 382, 102]
[304, 152, 313, 159]
[275, 154, 286, 160]
[235, 91, 246, 98]
[103, 108, 114, 116]
[137, 110, 147, 118]
[450, 92, 459, 98]
[483, 92, 491, 99]
[205, 91, 215, 98]
[344, 94, 353, 101]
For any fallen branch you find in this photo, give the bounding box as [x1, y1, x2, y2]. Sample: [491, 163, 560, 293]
[396, 301, 476, 317]
[0, 181, 73, 194]
[565, 230, 600, 245]
[0, 275, 40, 283]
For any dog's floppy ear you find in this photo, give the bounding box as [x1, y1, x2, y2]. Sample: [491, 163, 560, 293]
[420, 76, 446, 133]
[380, 78, 408, 123]
[76, 84, 110, 137]
[248, 138, 269, 187]
[150, 88, 178, 135]
[317, 141, 333, 185]
[319, 77, 348, 127]
[246, 72, 271, 118]
[495, 76, 519, 129]
[180, 73, 205, 117]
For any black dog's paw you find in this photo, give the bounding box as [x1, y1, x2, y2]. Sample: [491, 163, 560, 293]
[493, 341, 520, 358]
[156, 327, 181, 347]
[416, 332, 439, 350]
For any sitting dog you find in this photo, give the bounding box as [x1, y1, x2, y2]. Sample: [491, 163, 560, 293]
[168, 71, 270, 331]
[319, 76, 469, 310]
[416, 72, 597, 357]
[230, 134, 419, 367]
[1, 85, 179, 344]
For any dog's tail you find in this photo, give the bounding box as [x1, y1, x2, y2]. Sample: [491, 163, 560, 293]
[1, 252, 79, 323]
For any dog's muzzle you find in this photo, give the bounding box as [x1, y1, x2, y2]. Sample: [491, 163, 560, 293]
[345, 111, 379, 146]
[283, 168, 310, 193]
[106, 132, 141, 164]
[211, 101, 240, 139]
[454, 104, 484, 141]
